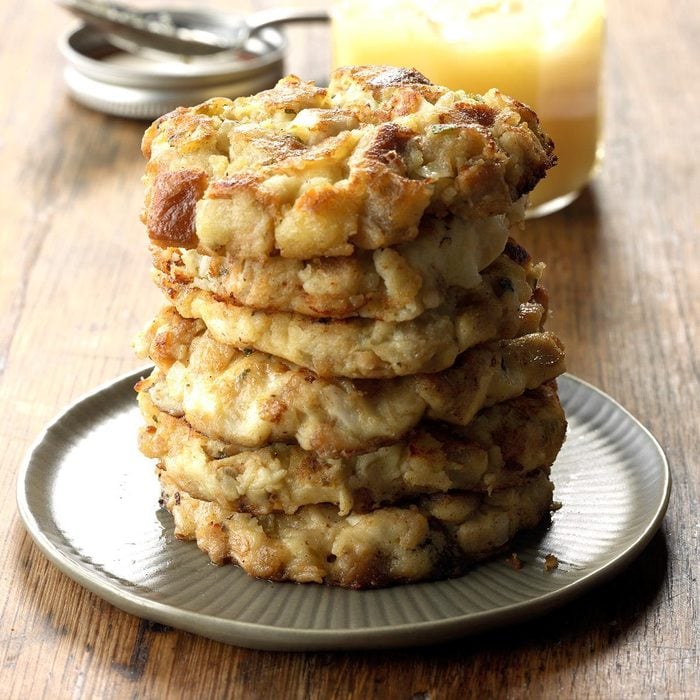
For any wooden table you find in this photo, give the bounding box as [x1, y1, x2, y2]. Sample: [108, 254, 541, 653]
[2, 0, 697, 697]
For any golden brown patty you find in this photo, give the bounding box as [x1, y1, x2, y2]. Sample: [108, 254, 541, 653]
[138, 382, 566, 516]
[153, 247, 545, 378]
[136, 305, 564, 455]
[150, 212, 513, 322]
[141, 66, 554, 259]
[158, 468, 554, 588]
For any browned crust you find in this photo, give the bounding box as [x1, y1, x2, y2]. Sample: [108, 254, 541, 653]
[146, 170, 208, 247]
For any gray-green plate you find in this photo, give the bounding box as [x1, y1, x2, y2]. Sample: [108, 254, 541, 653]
[16, 371, 670, 651]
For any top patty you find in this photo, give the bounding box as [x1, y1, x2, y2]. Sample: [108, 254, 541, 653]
[142, 65, 555, 259]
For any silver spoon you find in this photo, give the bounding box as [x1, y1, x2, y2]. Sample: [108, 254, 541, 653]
[56, 0, 329, 56]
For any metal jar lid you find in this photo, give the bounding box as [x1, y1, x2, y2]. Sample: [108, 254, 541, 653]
[60, 11, 288, 120]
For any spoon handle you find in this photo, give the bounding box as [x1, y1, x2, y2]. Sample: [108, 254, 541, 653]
[55, 0, 238, 53]
[247, 7, 330, 33]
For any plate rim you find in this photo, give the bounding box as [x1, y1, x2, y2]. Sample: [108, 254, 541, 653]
[15, 369, 671, 651]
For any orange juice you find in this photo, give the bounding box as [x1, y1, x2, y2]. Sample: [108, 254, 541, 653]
[332, 0, 605, 216]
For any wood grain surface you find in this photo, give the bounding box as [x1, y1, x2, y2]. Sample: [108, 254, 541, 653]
[1, 0, 697, 697]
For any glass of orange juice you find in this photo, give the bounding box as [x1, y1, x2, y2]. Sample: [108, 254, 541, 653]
[331, 0, 605, 217]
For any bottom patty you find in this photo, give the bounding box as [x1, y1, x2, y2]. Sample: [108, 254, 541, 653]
[159, 469, 554, 589]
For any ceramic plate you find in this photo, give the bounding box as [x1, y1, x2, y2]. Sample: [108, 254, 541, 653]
[16, 371, 670, 651]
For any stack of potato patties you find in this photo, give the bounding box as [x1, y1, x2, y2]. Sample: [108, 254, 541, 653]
[134, 66, 567, 588]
